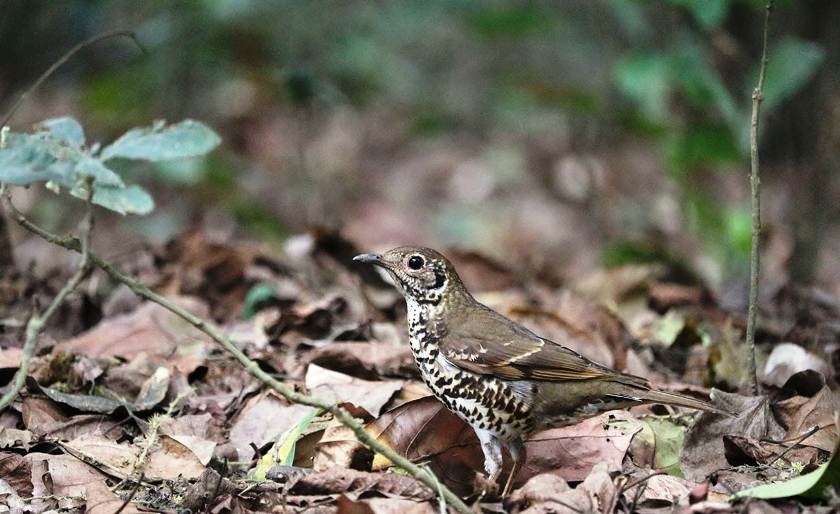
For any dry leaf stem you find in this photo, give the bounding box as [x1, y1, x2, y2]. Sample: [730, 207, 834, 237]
[2, 198, 474, 514]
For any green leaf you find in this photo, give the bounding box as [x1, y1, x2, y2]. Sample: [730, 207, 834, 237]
[669, 0, 730, 29]
[242, 283, 279, 320]
[0, 133, 77, 187]
[71, 183, 154, 215]
[665, 123, 742, 174]
[74, 155, 124, 187]
[645, 418, 686, 476]
[467, 5, 554, 38]
[759, 37, 825, 113]
[615, 52, 671, 122]
[37, 117, 85, 149]
[0, 131, 123, 189]
[735, 441, 840, 500]
[670, 44, 740, 131]
[252, 408, 318, 480]
[654, 310, 686, 348]
[724, 208, 752, 258]
[101, 119, 221, 162]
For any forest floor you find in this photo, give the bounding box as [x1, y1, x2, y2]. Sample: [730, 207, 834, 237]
[0, 228, 838, 513]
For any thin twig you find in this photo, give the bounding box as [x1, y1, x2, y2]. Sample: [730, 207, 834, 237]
[113, 473, 143, 514]
[745, 0, 774, 396]
[619, 471, 667, 496]
[623, 471, 667, 514]
[2, 198, 474, 514]
[0, 181, 94, 411]
[766, 425, 820, 467]
[0, 30, 143, 128]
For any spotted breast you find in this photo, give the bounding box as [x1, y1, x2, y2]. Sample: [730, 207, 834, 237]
[405, 297, 535, 442]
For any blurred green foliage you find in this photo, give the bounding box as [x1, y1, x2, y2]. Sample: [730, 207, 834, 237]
[0, 118, 220, 215]
[0, 0, 827, 276]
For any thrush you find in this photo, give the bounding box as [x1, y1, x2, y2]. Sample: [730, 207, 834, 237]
[354, 246, 726, 496]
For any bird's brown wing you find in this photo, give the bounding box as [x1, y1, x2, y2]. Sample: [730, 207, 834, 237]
[437, 304, 647, 386]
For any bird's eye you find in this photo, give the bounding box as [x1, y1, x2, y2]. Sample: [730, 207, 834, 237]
[407, 255, 424, 270]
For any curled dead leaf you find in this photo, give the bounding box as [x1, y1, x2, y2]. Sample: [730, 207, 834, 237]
[679, 391, 785, 482]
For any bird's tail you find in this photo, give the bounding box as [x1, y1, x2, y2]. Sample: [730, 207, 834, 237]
[637, 388, 731, 416]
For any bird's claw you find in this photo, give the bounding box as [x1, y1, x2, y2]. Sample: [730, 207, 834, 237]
[473, 472, 500, 499]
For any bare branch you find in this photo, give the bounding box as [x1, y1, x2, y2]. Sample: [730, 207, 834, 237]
[745, 1, 774, 395]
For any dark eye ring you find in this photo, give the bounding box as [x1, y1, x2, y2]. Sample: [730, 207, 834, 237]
[407, 255, 424, 270]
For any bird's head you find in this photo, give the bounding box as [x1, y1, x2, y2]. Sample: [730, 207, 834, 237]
[353, 246, 464, 305]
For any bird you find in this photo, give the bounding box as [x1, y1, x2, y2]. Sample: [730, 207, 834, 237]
[353, 246, 727, 496]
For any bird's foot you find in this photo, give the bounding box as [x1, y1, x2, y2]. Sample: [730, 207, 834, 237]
[473, 472, 500, 500]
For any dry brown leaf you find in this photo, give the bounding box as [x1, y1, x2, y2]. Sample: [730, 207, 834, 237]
[26, 452, 108, 497]
[190, 358, 260, 411]
[161, 413, 218, 465]
[54, 297, 212, 373]
[0, 427, 31, 450]
[180, 468, 240, 512]
[84, 479, 144, 513]
[305, 364, 403, 417]
[133, 366, 171, 411]
[289, 468, 433, 500]
[0, 479, 25, 512]
[648, 281, 705, 310]
[0, 452, 32, 497]
[228, 390, 316, 461]
[773, 385, 840, 452]
[37, 414, 122, 441]
[22, 397, 66, 429]
[572, 264, 666, 306]
[507, 473, 591, 514]
[622, 473, 691, 506]
[158, 230, 261, 320]
[61, 434, 205, 481]
[312, 423, 371, 471]
[576, 463, 616, 511]
[680, 391, 785, 482]
[145, 435, 207, 480]
[336, 495, 437, 514]
[0, 348, 21, 369]
[723, 435, 821, 467]
[303, 341, 416, 380]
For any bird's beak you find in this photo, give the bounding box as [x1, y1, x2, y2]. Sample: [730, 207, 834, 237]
[353, 253, 384, 266]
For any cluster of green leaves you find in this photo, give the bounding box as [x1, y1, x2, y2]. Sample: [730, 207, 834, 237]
[614, 0, 824, 269]
[0, 118, 220, 215]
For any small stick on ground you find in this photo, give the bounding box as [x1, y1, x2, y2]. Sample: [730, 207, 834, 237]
[745, 0, 774, 395]
[113, 473, 144, 514]
[766, 425, 820, 467]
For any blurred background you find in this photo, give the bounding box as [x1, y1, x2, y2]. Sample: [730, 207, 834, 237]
[1, 0, 838, 302]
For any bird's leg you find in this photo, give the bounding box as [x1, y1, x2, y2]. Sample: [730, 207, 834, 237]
[474, 428, 503, 495]
[502, 437, 526, 497]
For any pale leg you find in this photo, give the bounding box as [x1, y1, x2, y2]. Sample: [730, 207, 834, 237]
[474, 428, 503, 483]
